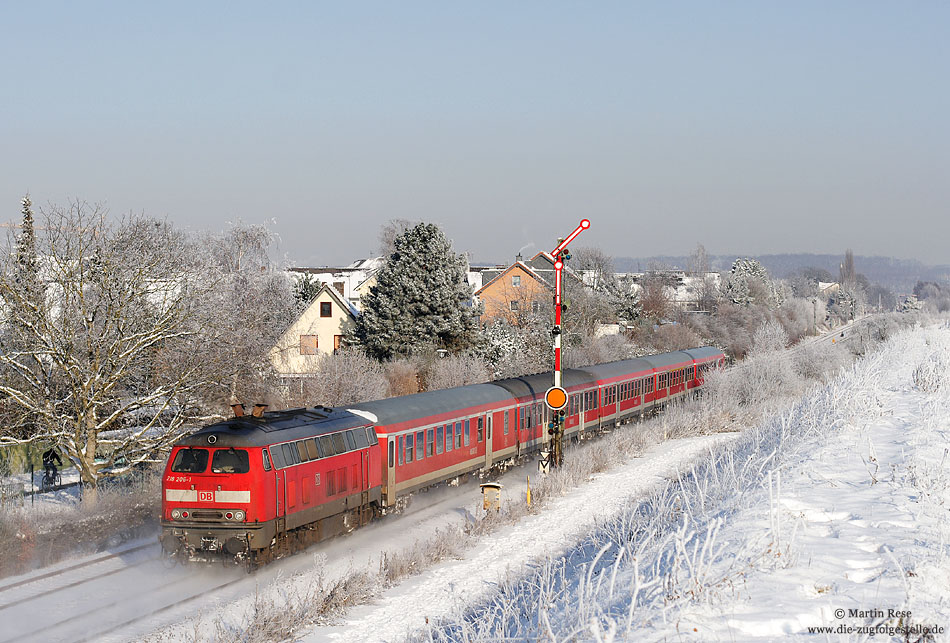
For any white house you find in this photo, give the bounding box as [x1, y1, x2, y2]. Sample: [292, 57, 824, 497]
[288, 257, 384, 311]
[269, 284, 359, 376]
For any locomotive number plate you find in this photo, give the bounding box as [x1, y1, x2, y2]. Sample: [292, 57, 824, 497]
[198, 491, 214, 502]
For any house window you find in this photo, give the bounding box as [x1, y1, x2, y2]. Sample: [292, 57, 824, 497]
[320, 302, 332, 317]
[334, 335, 343, 351]
[512, 275, 521, 287]
[509, 301, 520, 311]
[299, 335, 318, 355]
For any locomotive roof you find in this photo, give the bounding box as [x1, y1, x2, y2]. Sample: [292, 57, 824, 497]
[349, 383, 512, 426]
[176, 406, 369, 448]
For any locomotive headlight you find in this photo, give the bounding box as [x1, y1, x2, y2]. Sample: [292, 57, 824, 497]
[171, 509, 181, 520]
[235, 510, 246, 521]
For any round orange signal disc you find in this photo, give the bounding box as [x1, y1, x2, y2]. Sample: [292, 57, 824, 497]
[544, 386, 568, 410]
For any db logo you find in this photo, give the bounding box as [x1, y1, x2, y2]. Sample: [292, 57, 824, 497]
[198, 491, 214, 502]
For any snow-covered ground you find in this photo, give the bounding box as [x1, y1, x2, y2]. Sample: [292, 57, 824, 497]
[413, 323, 950, 641]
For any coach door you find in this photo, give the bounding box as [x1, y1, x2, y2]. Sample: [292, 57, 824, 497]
[484, 414, 493, 469]
[386, 437, 396, 506]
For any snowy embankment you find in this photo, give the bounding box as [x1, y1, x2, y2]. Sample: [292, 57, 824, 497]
[421, 323, 950, 641]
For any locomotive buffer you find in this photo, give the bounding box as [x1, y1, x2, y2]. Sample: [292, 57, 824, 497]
[543, 219, 590, 470]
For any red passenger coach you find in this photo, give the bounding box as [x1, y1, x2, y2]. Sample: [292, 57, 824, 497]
[160, 346, 725, 568]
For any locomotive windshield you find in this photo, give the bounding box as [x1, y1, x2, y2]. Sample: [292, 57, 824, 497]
[211, 448, 250, 474]
[171, 448, 209, 473]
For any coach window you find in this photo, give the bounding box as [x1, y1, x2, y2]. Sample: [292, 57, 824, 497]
[464, 420, 471, 447]
[398, 435, 405, 465]
[519, 406, 525, 430]
[344, 431, 357, 451]
[415, 431, 425, 460]
[388, 440, 395, 468]
[212, 448, 250, 474]
[306, 439, 320, 460]
[436, 426, 444, 454]
[355, 429, 369, 449]
[405, 434, 414, 463]
[445, 425, 453, 452]
[477, 418, 484, 442]
[332, 433, 346, 454]
[426, 429, 434, 457]
[171, 448, 209, 473]
[504, 411, 509, 435]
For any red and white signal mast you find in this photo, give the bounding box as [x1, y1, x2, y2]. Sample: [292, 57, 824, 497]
[543, 218, 590, 468]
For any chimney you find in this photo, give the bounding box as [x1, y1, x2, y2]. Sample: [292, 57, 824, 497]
[230, 403, 245, 417]
[252, 404, 269, 418]
[516, 253, 523, 263]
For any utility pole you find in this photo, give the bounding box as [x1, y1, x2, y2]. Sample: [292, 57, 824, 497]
[543, 219, 590, 469]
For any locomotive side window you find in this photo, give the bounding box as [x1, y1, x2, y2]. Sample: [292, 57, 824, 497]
[282, 444, 298, 466]
[416, 431, 425, 460]
[262, 449, 272, 472]
[211, 448, 250, 474]
[307, 439, 320, 460]
[296, 441, 311, 462]
[445, 424, 453, 452]
[270, 446, 285, 469]
[354, 429, 369, 449]
[366, 427, 378, 445]
[319, 435, 336, 457]
[344, 431, 357, 452]
[332, 433, 346, 455]
[436, 426, 444, 454]
[171, 448, 209, 473]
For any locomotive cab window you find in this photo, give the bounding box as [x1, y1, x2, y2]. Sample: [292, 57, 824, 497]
[171, 448, 209, 473]
[262, 449, 272, 472]
[211, 448, 250, 474]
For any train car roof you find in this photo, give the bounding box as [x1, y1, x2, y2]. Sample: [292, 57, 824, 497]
[489, 368, 595, 398]
[682, 346, 724, 361]
[637, 350, 694, 369]
[349, 383, 513, 427]
[577, 358, 655, 380]
[176, 407, 369, 448]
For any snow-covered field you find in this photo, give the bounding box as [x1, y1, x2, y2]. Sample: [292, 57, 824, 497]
[415, 322, 950, 641]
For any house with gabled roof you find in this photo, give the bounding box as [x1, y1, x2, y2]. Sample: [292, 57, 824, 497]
[473, 252, 584, 326]
[269, 283, 359, 375]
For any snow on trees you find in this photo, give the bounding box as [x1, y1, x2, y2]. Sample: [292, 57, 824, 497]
[355, 222, 476, 360]
[723, 257, 782, 308]
[0, 201, 219, 497]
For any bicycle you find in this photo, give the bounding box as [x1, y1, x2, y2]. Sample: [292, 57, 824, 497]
[40, 469, 62, 492]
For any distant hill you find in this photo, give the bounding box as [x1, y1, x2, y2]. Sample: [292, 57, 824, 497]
[612, 253, 950, 294]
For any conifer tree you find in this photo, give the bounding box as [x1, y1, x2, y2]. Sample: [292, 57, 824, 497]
[356, 222, 476, 359]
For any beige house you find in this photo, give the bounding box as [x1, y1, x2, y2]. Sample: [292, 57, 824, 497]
[269, 284, 358, 375]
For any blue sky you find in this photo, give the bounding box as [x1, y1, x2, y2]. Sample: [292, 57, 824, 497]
[2, 2, 947, 267]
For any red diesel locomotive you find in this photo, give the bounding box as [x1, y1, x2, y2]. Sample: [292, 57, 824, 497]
[160, 346, 724, 567]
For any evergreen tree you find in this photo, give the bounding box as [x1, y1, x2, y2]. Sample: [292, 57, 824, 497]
[15, 194, 39, 289]
[355, 223, 476, 359]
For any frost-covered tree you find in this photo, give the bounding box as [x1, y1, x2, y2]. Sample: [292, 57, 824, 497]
[356, 222, 476, 360]
[722, 258, 781, 308]
[0, 201, 218, 498]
